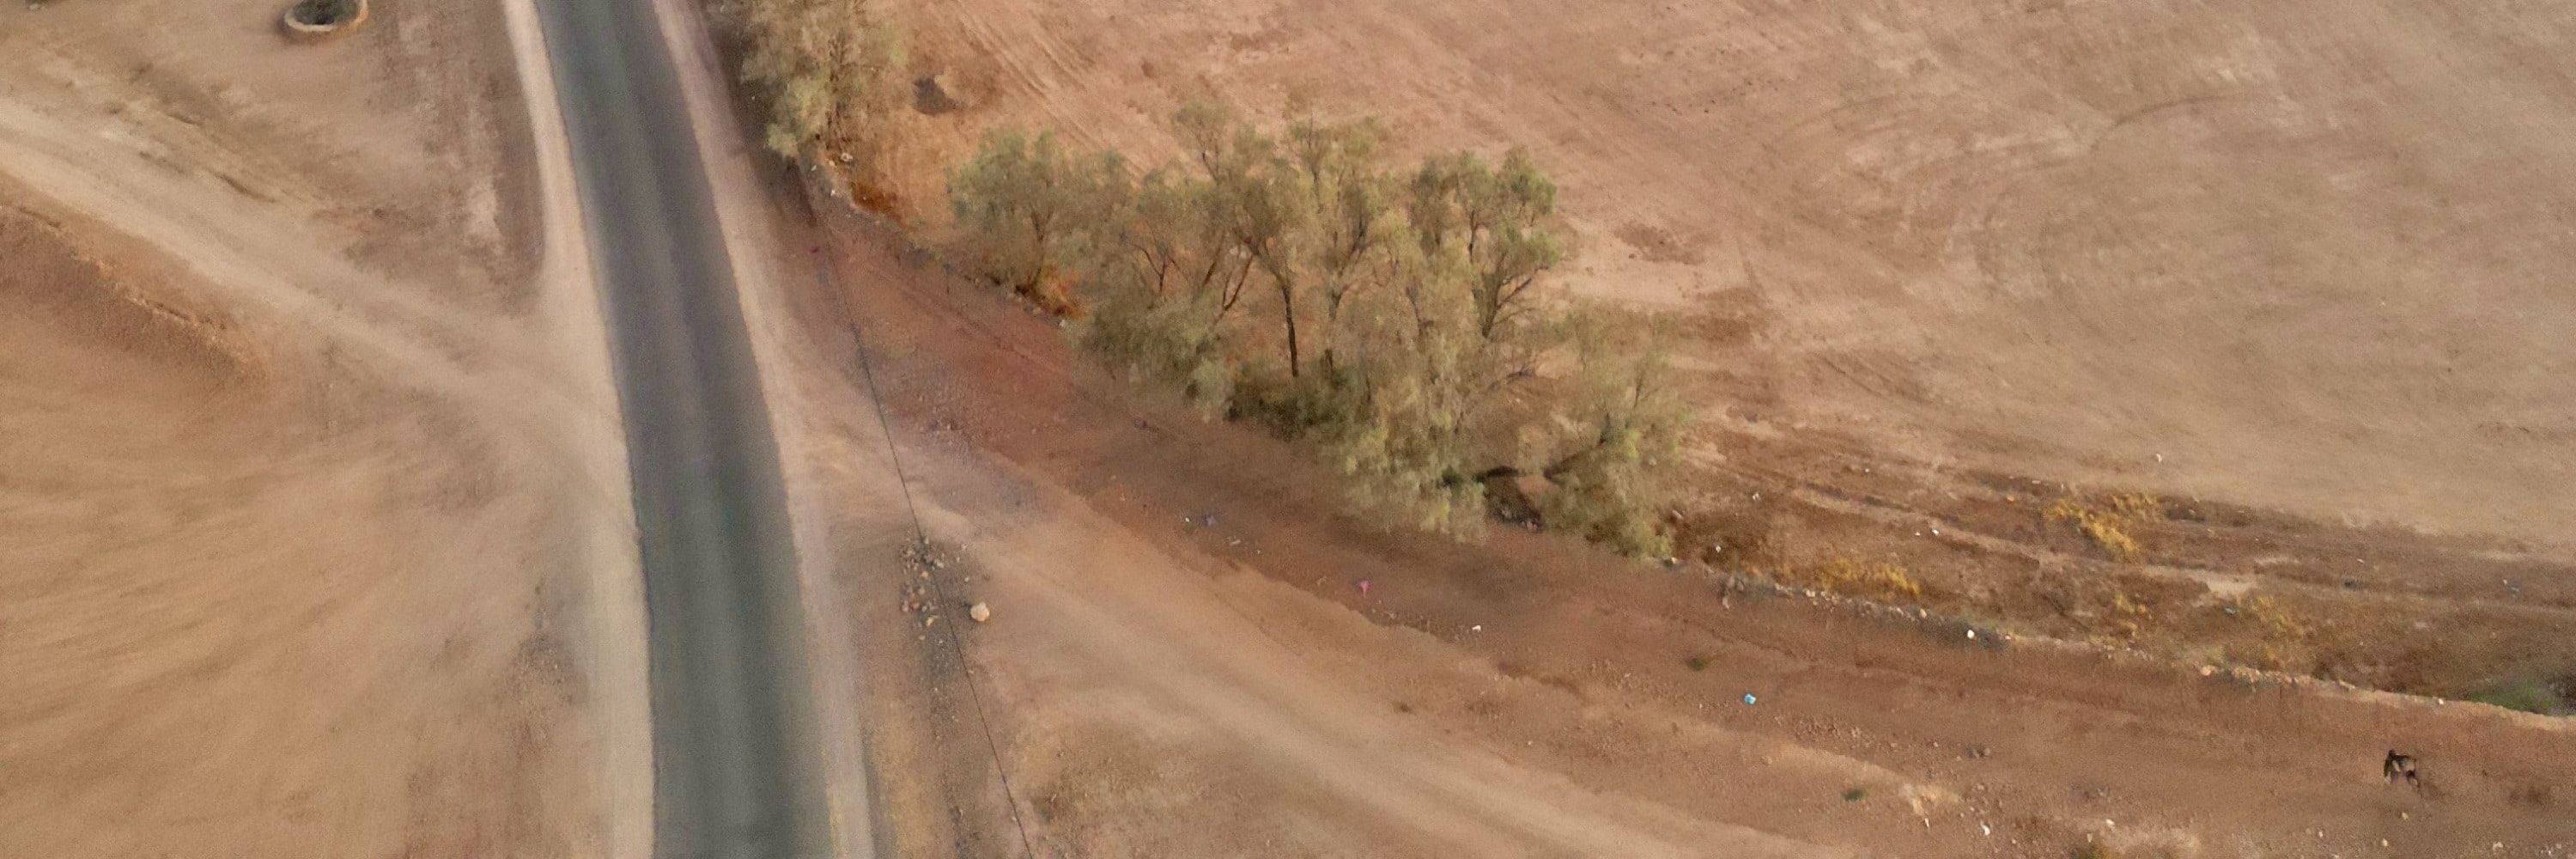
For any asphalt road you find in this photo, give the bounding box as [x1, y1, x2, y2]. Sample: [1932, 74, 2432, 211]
[528, 0, 830, 856]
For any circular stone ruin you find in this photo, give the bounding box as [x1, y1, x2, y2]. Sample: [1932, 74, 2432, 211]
[281, 0, 368, 41]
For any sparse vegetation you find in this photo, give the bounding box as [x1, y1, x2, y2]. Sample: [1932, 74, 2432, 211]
[2467, 678, 2571, 716]
[2215, 593, 2315, 671]
[1841, 787, 1866, 801]
[1770, 557, 1923, 603]
[1684, 655, 1710, 672]
[2046, 492, 2160, 561]
[2093, 592, 2154, 644]
[2227, 594, 2312, 641]
[945, 105, 1689, 553]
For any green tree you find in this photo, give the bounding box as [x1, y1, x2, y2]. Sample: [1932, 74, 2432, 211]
[1537, 309, 1688, 557]
[728, 0, 900, 161]
[948, 131, 1127, 305]
[1406, 150, 1564, 340]
[1285, 114, 1396, 375]
[945, 106, 1687, 556]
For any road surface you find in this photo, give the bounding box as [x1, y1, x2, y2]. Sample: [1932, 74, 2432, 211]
[527, 0, 830, 855]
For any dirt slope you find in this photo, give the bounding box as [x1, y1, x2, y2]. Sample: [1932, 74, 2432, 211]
[0, 0, 641, 855]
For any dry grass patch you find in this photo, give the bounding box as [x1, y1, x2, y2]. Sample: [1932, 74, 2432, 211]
[1769, 557, 1924, 603]
[2046, 492, 2160, 561]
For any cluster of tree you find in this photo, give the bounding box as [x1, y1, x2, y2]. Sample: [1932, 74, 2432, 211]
[948, 105, 1689, 556]
[723, 0, 900, 171]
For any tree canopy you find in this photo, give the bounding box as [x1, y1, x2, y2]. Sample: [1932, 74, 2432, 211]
[948, 106, 1687, 556]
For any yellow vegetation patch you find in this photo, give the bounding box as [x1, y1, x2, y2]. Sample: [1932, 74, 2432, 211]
[1772, 557, 1923, 603]
[2046, 492, 2160, 562]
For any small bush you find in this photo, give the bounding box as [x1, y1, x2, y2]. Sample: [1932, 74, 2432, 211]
[1777, 557, 1923, 603]
[2047, 496, 2155, 561]
[2091, 592, 2154, 644]
[1841, 787, 1867, 801]
[1684, 655, 1710, 672]
[2226, 594, 2312, 641]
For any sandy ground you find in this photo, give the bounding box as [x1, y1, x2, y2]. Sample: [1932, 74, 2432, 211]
[0, 0, 643, 855]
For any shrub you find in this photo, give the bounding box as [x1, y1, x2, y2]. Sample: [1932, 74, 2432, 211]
[2047, 497, 2154, 561]
[1773, 557, 1923, 603]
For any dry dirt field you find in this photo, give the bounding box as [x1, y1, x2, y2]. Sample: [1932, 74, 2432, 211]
[879, 0, 2576, 544]
[0, 0, 641, 855]
[857, 0, 2576, 710]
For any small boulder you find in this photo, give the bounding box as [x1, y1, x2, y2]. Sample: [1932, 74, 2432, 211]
[968, 601, 992, 624]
